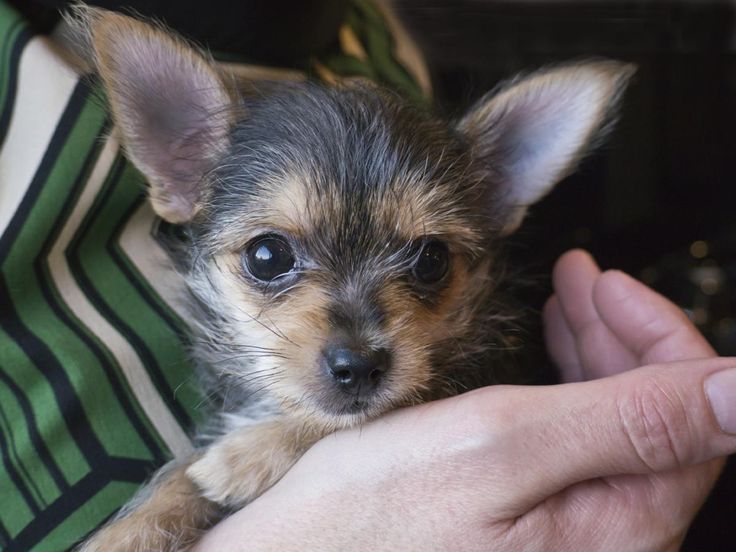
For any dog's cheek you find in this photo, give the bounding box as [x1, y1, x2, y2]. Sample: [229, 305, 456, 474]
[438, 258, 493, 336]
[378, 282, 443, 396]
[200, 254, 297, 384]
[379, 259, 482, 394]
[252, 281, 334, 404]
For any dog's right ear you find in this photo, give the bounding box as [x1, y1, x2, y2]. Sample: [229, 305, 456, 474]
[68, 6, 234, 223]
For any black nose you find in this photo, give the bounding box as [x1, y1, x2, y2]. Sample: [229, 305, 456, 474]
[324, 347, 390, 393]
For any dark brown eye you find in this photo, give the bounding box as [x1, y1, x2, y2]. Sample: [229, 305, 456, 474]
[244, 235, 295, 282]
[412, 240, 449, 284]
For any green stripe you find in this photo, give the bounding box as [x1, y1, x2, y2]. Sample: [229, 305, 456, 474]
[315, 1, 425, 104]
[0, 20, 22, 106]
[322, 53, 377, 80]
[0, 381, 56, 507]
[350, 0, 424, 103]
[65, 155, 174, 457]
[0, 1, 24, 96]
[0, 359, 39, 539]
[1, 97, 157, 465]
[0, 1, 21, 33]
[39, 158, 166, 462]
[31, 481, 142, 552]
[110, 213, 204, 424]
[0, 306, 90, 488]
[74, 159, 197, 423]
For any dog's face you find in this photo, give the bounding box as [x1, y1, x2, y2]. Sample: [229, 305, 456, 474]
[196, 85, 493, 422]
[76, 8, 632, 426]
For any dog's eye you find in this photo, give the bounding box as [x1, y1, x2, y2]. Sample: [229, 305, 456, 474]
[244, 236, 295, 282]
[412, 240, 449, 284]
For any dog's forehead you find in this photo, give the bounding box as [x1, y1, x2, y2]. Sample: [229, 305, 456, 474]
[206, 83, 486, 255]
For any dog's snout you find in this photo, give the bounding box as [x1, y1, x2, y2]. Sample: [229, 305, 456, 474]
[324, 347, 390, 393]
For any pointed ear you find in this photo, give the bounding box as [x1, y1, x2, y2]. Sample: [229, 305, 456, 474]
[457, 61, 635, 234]
[68, 6, 234, 223]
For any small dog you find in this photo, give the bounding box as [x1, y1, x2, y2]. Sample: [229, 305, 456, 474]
[72, 6, 633, 550]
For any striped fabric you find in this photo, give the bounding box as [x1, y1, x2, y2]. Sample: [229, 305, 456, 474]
[0, 1, 426, 550]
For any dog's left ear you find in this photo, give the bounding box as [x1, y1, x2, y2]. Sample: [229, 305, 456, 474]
[69, 6, 234, 223]
[457, 61, 635, 234]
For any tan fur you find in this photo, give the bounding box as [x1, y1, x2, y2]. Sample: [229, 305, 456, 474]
[374, 174, 485, 251]
[211, 167, 486, 264]
[207, 235, 480, 424]
[80, 460, 220, 552]
[74, 6, 632, 549]
[377, 257, 480, 390]
[187, 418, 328, 508]
[209, 249, 330, 386]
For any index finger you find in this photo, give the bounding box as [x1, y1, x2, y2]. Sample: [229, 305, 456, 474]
[552, 250, 638, 378]
[593, 269, 714, 363]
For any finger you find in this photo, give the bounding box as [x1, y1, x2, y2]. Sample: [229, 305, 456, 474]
[543, 296, 584, 382]
[476, 357, 736, 514]
[525, 463, 722, 551]
[593, 270, 715, 364]
[553, 250, 638, 377]
[552, 249, 601, 334]
[641, 458, 724, 527]
[539, 457, 725, 550]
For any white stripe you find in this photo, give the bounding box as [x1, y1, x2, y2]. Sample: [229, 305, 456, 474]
[0, 37, 78, 237]
[46, 136, 193, 458]
[119, 203, 190, 320]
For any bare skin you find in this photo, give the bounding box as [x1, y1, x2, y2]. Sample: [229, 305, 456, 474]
[197, 250, 732, 551]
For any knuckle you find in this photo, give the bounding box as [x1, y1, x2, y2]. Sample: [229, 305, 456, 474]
[455, 386, 517, 445]
[615, 375, 693, 471]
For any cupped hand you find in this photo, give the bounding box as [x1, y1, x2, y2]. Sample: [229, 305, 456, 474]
[197, 250, 733, 551]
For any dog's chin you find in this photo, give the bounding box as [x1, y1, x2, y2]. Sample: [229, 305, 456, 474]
[277, 384, 411, 428]
[304, 392, 401, 428]
[330, 397, 380, 416]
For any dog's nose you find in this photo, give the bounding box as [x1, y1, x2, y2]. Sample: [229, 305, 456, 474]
[324, 347, 390, 393]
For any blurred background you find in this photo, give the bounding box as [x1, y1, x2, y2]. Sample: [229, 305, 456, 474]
[11, 0, 736, 548]
[396, 0, 736, 355]
[395, 4, 736, 548]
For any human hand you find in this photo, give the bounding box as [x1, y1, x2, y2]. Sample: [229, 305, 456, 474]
[197, 250, 733, 551]
[540, 249, 722, 549]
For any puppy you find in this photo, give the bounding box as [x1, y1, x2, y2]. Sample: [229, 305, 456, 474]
[72, 6, 633, 551]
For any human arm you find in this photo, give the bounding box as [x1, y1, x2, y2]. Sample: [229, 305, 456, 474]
[197, 250, 731, 551]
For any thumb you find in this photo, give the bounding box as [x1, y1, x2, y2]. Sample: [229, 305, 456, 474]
[475, 357, 736, 514]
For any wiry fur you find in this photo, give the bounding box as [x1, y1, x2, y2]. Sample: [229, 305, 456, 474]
[73, 6, 633, 550]
[184, 83, 520, 423]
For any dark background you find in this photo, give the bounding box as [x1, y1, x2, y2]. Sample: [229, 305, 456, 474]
[399, 0, 736, 356]
[12, 0, 736, 549]
[398, 3, 736, 548]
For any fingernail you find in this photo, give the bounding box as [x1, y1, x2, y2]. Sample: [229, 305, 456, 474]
[705, 368, 736, 434]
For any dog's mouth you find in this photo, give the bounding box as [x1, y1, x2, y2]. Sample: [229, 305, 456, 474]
[333, 397, 374, 415]
[312, 387, 402, 424]
[319, 395, 376, 417]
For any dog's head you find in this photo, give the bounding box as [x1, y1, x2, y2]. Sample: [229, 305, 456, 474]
[74, 8, 633, 426]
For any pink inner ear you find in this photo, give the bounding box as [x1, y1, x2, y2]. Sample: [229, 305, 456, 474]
[467, 65, 631, 206]
[496, 80, 608, 203]
[116, 41, 228, 178]
[458, 62, 633, 234]
[95, 18, 231, 222]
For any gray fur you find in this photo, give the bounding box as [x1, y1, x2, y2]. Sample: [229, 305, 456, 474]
[72, 8, 633, 548]
[175, 82, 519, 432]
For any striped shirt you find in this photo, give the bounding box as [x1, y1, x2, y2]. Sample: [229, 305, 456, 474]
[0, 1, 427, 549]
